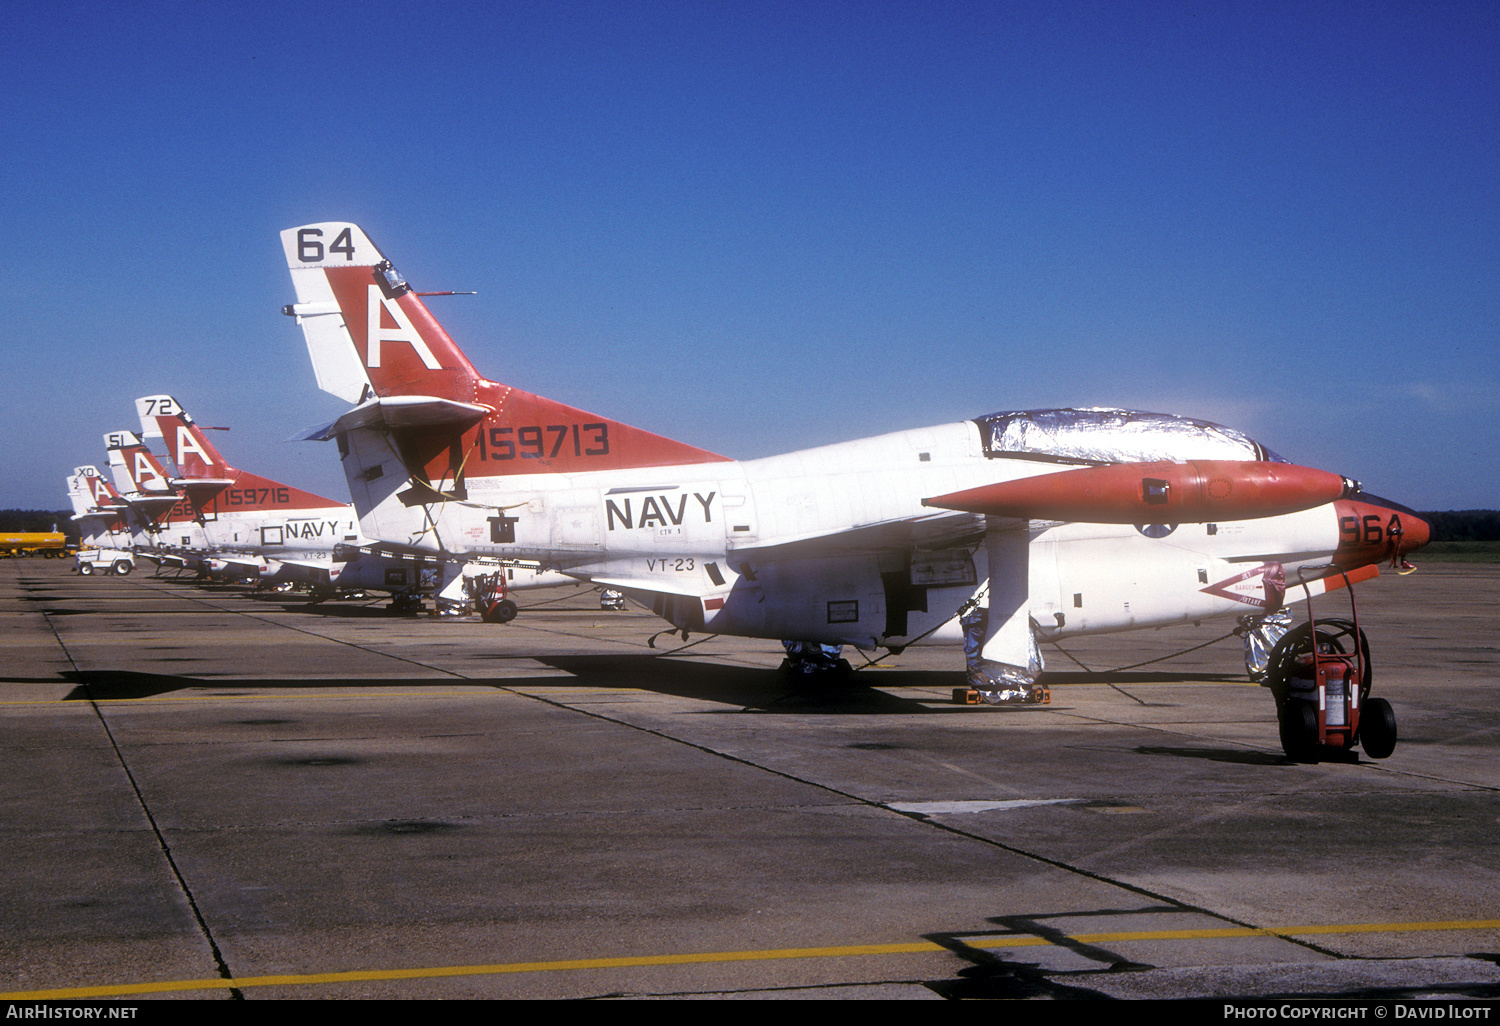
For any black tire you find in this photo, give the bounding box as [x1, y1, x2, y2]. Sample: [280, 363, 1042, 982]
[1360, 697, 1398, 759]
[483, 599, 518, 624]
[79, 562, 94, 576]
[1279, 699, 1320, 763]
[112, 560, 132, 576]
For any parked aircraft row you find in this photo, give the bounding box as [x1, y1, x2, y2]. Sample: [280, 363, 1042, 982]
[66, 395, 566, 619]
[276, 220, 1433, 753]
[63, 218, 1434, 759]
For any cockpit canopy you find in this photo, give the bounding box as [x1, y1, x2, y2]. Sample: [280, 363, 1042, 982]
[974, 408, 1286, 466]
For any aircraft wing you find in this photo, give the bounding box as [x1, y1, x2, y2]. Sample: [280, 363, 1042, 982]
[728, 508, 995, 564]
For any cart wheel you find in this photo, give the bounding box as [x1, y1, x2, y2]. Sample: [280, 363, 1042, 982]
[482, 599, 518, 624]
[79, 562, 94, 576]
[112, 560, 132, 576]
[1360, 697, 1398, 759]
[1279, 700, 1320, 763]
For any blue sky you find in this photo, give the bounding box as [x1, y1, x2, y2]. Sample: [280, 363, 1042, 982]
[3, 0, 1495, 510]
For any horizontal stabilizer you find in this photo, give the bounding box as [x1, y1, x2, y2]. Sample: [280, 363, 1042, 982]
[294, 395, 492, 442]
[924, 460, 1355, 524]
[119, 493, 183, 513]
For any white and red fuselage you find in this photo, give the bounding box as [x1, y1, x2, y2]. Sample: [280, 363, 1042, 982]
[282, 222, 1430, 666]
[103, 420, 360, 582]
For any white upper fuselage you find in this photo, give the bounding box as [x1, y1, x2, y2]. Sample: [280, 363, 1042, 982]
[340, 418, 1340, 649]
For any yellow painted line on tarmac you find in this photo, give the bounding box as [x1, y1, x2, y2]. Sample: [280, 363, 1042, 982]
[7, 919, 1499, 1000]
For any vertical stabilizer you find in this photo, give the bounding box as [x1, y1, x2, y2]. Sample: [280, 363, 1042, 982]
[69, 466, 124, 516]
[137, 395, 233, 481]
[281, 222, 731, 483]
[280, 223, 481, 404]
[105, 431, 178, 499]
[135, 395, 349, 514]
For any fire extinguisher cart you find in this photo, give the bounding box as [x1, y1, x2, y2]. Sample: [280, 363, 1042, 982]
[469, 572, 518, 624]
[1266, 564, 1398, 762]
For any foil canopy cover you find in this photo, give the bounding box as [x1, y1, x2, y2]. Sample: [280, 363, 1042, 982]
[974, 408, 1284, 466]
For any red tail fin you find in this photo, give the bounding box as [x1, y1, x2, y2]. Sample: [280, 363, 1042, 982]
[105, 431, 177, 497]
[135, 395, 348, 514]
[136, 395, 233, 480]
[282, 222, 731, 478]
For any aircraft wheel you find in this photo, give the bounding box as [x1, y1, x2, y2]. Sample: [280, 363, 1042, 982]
[112, 560, 132, 576]
[79, 563, 94, 576]
[1360, 697, 1398, 759]
[1279, 700, 1320, 763]
[482, 599, 518, 624]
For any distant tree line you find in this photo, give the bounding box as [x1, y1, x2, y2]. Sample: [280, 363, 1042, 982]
[1420, 510, 1500, 543]
[0, 510, 79, 542]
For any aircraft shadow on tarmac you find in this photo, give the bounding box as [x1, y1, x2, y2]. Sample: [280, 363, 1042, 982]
[59, 657, 1259, 718]
[57, 670, 463, 701]
[528, 654, 988, 714]
[1131, 744, 1289, 767]
[923, 907, 1165, 999]
[270, 601, 426, 617]
[919, 910, 1500, 999]
[58, 666, 1305, 763]
[58, 659, 1037, 715]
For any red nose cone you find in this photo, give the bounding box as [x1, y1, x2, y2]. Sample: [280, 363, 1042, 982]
[1405, 512, 1431, 551]
[1333, 496, 1429, 569]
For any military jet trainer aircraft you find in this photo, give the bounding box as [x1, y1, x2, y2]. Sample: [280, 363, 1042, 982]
[279, 222, 1430, 731]
[131, 394, 570, 613]
[103, 421, 352, 586]
[66, 466, 144, 575]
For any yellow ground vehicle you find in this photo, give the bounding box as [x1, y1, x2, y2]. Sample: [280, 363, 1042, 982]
[0, 532, 70, 558]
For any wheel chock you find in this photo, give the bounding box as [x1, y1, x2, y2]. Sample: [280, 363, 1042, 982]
[951, 686, 1051, 706]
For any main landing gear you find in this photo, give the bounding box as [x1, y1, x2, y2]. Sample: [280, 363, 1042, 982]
[387, 591, 425, 615]
[778, 642, 853, 682]
[951, 683, 1051, 706]
[1265, 566, 1397, 762]
[953, 604, 1050, 705]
